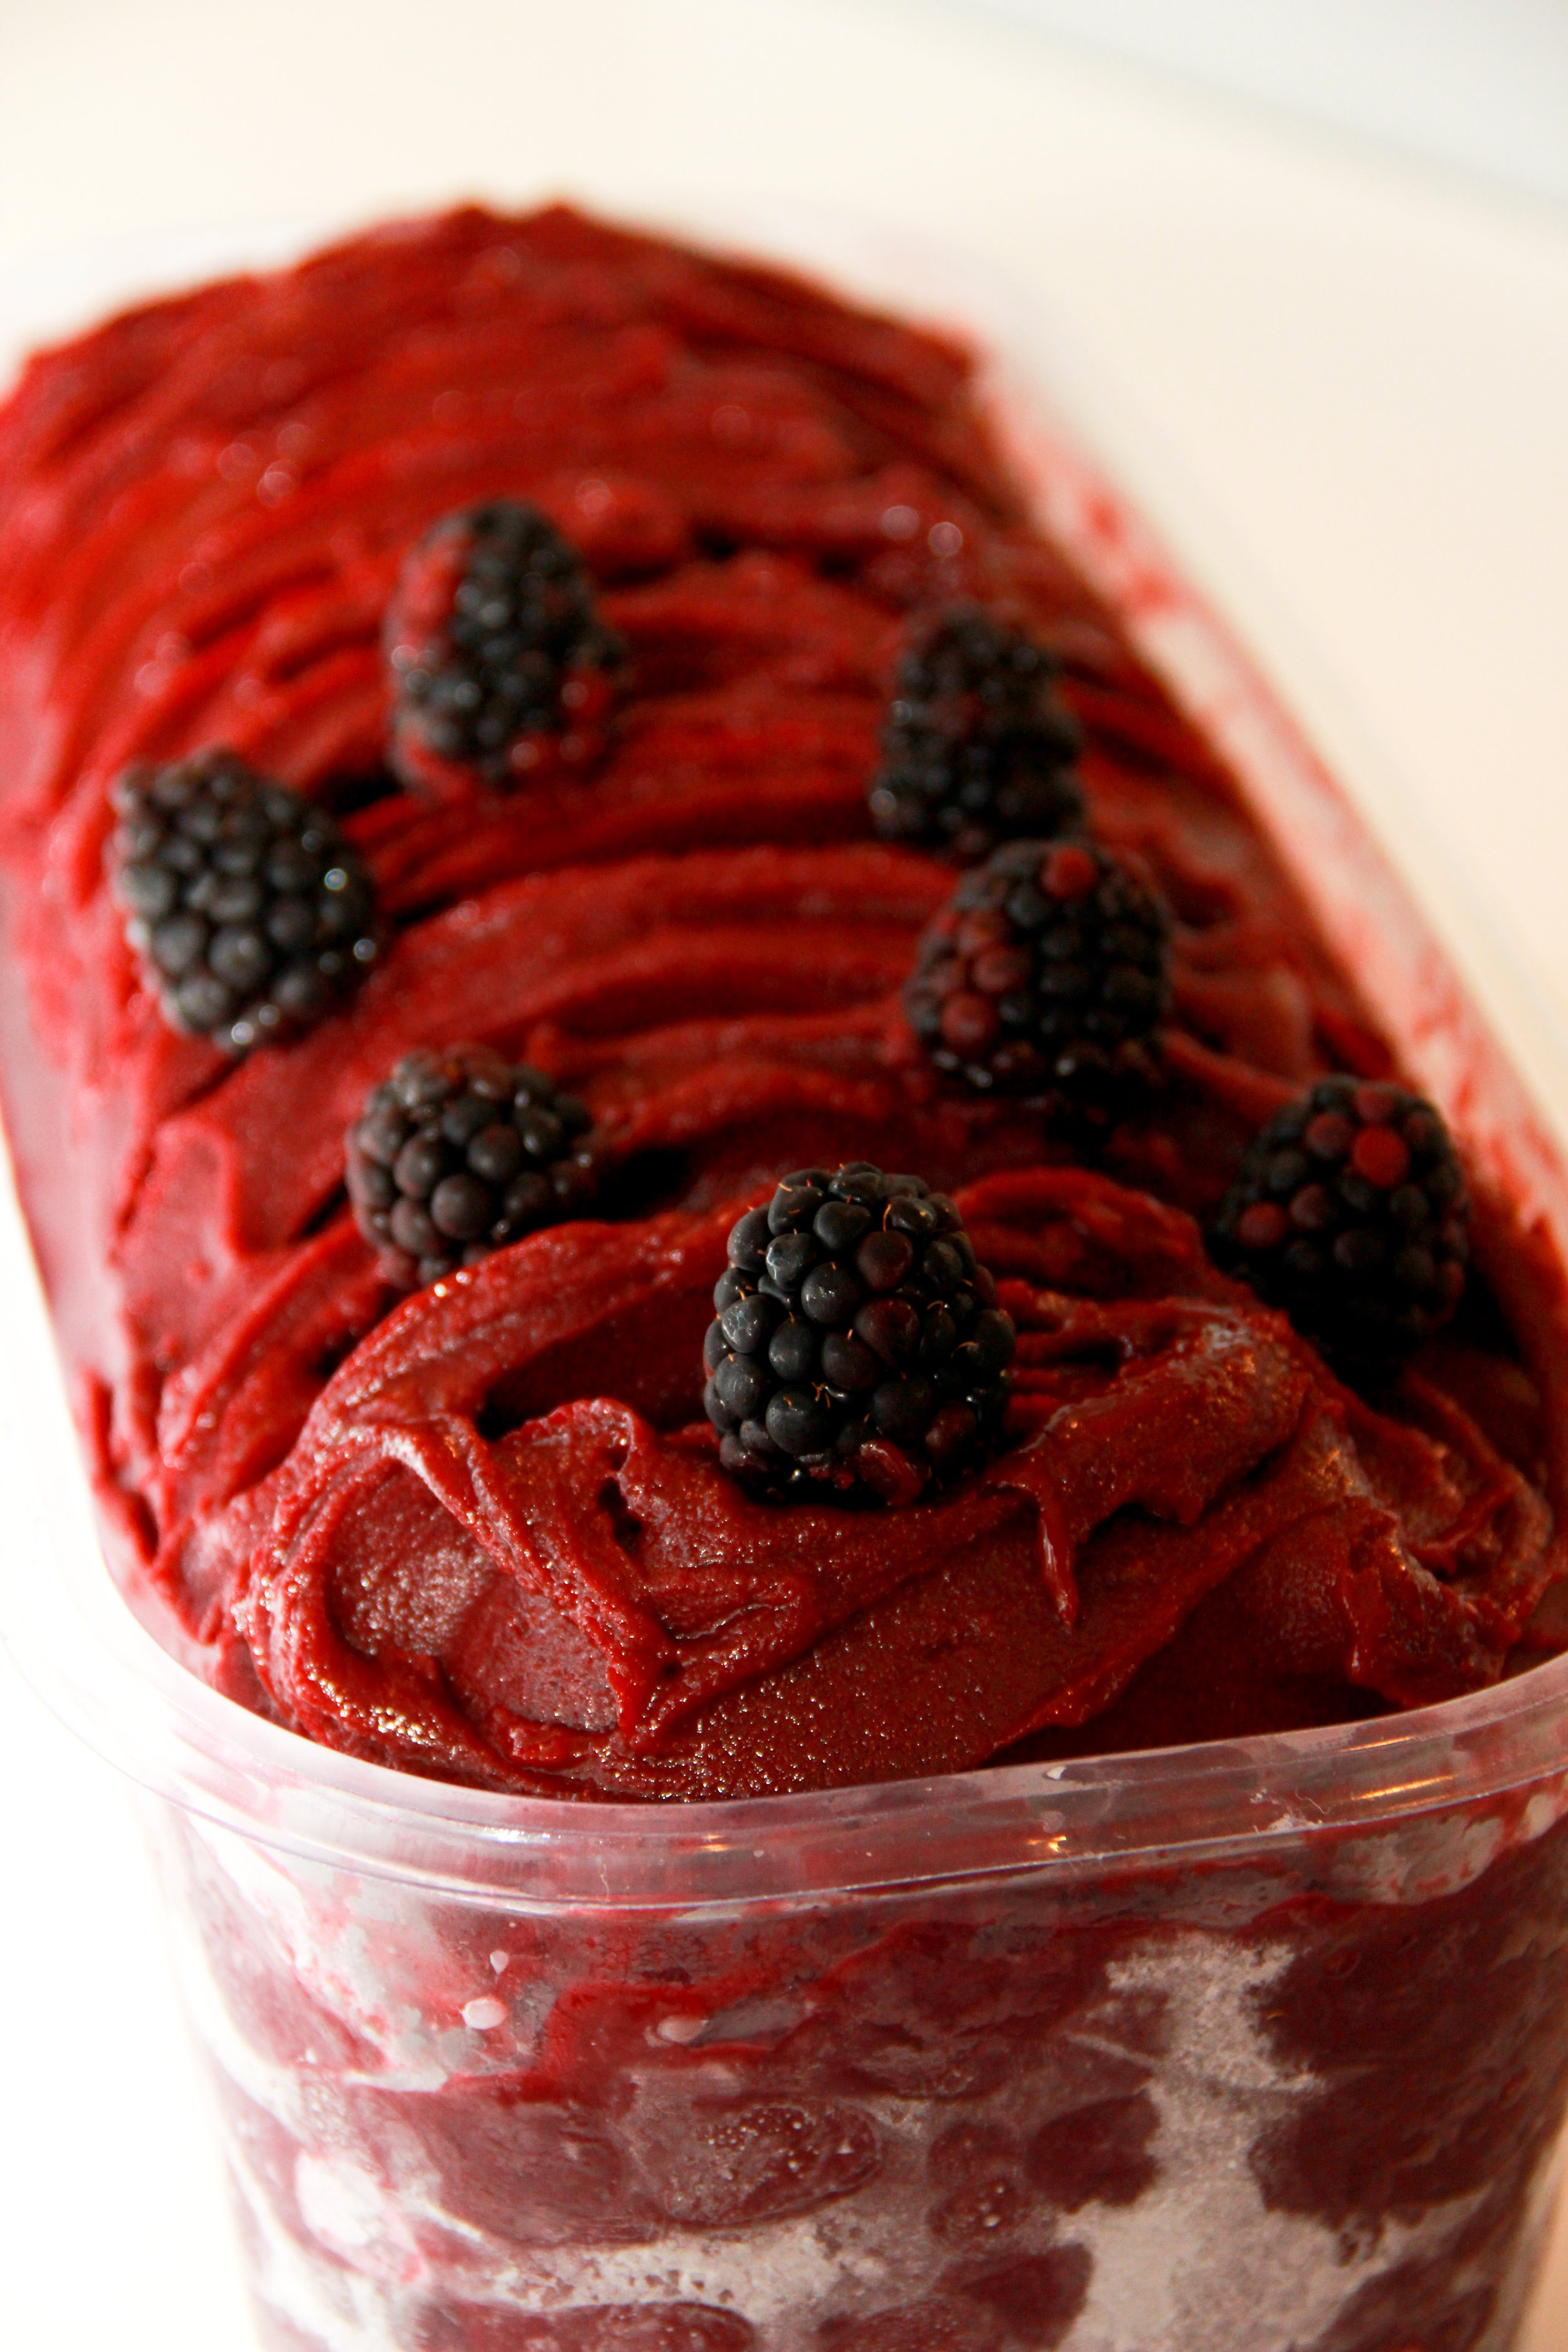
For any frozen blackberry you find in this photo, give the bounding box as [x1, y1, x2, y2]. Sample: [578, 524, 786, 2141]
[110, 750, 379, 1055]
[704, 1162, 1015, 1505]
[904, 835, 1169, 1132]
[868, 604, 1084, 862]
[347, 1044, 597, 1290]
[385, 499, 625, 795]
[1212, 1074, 1469, 1377]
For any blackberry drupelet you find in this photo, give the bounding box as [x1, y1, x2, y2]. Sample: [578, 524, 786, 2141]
[868, 603, 1084, 861]
[385, 499, 625, 795]
[1212, 1074, 1469, 1378]
[111, 750, 378, 1055]
[904, 835, 1170, 1131]
[347, 1045, 597, 1290]
[704, 1162, 1015, 1505]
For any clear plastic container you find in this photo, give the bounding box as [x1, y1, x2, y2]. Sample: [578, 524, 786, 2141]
[5, 215, 1568, 2351]
[122, 1680, 1568, 2352]
[13, 1399, 1568, 2350]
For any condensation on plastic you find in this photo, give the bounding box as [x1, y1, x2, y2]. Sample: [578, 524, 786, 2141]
[4, 213, 1568, 2351]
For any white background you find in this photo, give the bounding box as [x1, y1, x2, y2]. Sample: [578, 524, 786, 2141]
[1, 4, 1567, 2345]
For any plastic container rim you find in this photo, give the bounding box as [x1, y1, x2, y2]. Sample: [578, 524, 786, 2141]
[11, 1490, 1568, 1909]
[4, 202, 1568, 1914]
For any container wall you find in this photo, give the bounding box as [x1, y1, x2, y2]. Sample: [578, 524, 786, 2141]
[141, 1770, 1568, 2352]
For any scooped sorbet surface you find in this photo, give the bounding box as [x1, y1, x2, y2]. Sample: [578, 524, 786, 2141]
[0, 203, 1562, 1798]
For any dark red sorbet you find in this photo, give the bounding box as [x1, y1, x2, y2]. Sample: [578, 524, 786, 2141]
[6, 201, 1568, 2352]
[0, 203, 1562, 1799]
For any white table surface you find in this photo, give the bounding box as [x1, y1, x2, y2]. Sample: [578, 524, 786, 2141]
[1, 4, 1567, 2346]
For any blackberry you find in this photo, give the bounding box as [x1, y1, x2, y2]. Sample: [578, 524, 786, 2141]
[1212, 1074, 1469, 1377]
[868, 604, 1084, 861]
[347, 1044, 597, 1290]
[704, 1162, 1015, 1506]
[385, 499, 625, 794]
[904, 835, 1170, 1130]
[111, 750, 379, 1055]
